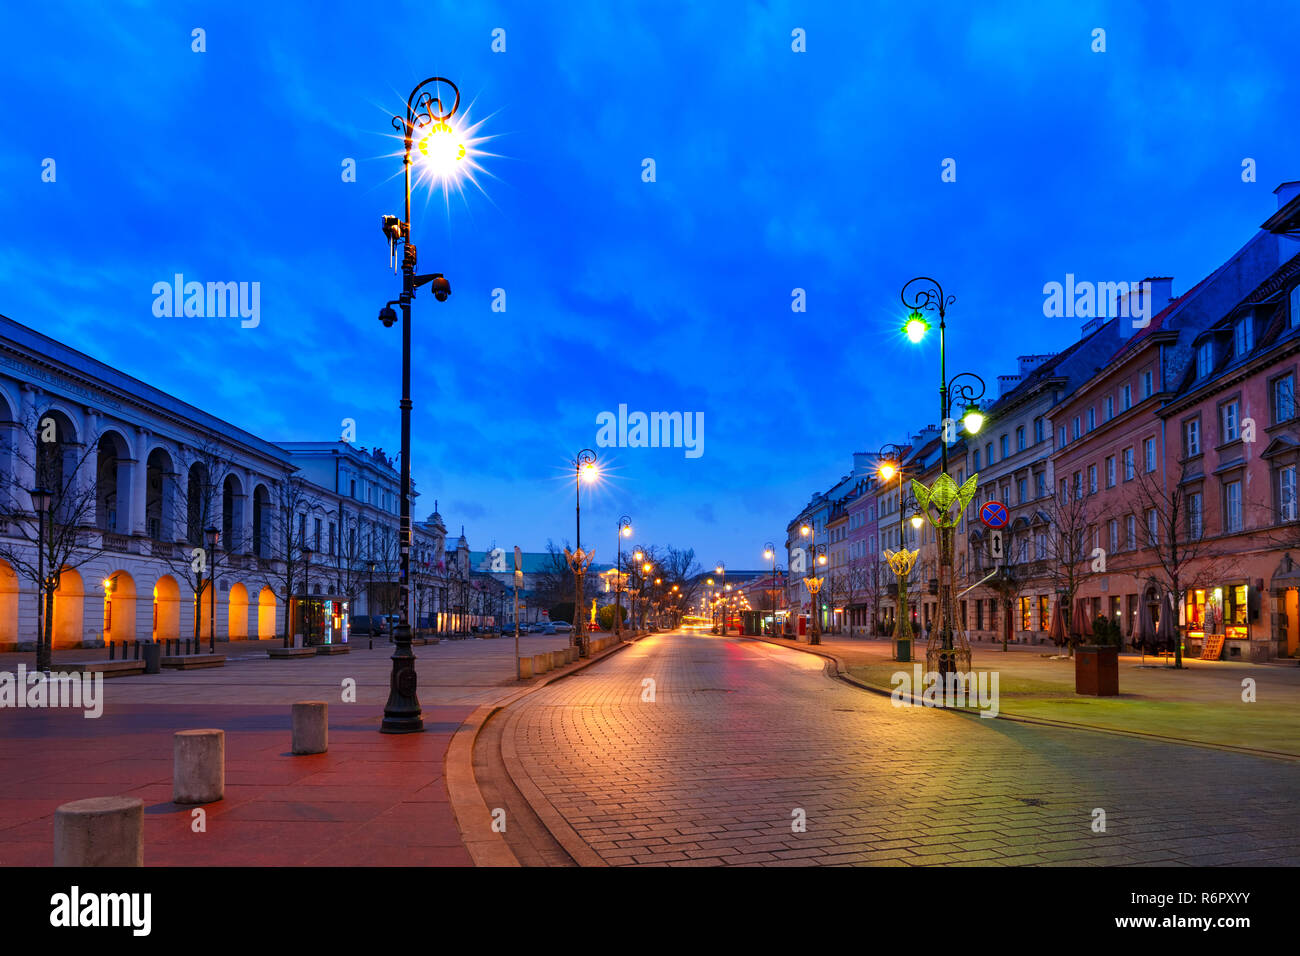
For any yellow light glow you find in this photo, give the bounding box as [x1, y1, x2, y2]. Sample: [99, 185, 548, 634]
[911, 513, 925, 530]
[878, 462, 897, 482]
[800, 524, 810, 537]
[903, 310, 930, 344]
[763, 549, 774, 560]
[581, 461, 599, 482]
[622, 525, 632, 537]
[643, 563, 652, 573]
[416, 121, 466, 179]
[963, 407, 985, 435]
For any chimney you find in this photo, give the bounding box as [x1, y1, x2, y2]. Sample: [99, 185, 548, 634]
[1117, 277, 1173, 324]
[852, 452, 871, 476]
[998, 374, 1022, 397]
[1017, 353, 1055, 376]
[1276, 181, 1300, 209]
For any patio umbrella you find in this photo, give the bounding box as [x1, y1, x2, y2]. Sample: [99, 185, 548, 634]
[1156, 592, 1178, 655]
[1133, 598, 1156, 662]
[1070, 598, 1090, 647]
[1048, 598, 1067, 647]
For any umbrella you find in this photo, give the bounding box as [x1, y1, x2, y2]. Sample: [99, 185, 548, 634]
[1070, 598, 1090, 647]
[1133, 598, 1156, 662]
[1048, 598, 1067, 646]
[1156, 592, 1178, 656]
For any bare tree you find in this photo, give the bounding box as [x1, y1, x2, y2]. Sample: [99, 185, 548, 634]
[1129, 462, 1226, 668]
[1039, 480, 1100, 656]
[0, 412, 111, 664]
[255, 472, 328, 642]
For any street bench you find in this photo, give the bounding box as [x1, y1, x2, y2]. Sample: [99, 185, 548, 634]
[267, 647, 316, 660]
[60, 660, 146, 678]
[313, 644, 350, 655]
[161, 654, 226, 669]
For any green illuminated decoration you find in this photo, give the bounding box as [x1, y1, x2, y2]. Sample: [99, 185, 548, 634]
[912, 472, 979, 528]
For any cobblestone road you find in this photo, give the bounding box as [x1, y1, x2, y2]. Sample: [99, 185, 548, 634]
[500, 630, 1300, 866]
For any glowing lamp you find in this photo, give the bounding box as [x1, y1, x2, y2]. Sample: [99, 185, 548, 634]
[962, 402, 985, 435]
[878, 461, 898, 482]
[903, 310, 930, 343]
[910, 513, 925, 530]
[416, 121, 466, 178]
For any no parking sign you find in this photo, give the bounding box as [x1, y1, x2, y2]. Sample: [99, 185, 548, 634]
[979, 500, 1009, 529]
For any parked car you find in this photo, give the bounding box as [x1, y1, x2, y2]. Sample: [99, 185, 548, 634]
[529, 622, 548, 633]
[550, 621, 572, 632]
[351, 616, 388, 636]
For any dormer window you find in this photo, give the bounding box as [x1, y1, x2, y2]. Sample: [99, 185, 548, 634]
[1196, 341, 1213, 379]
[1234, 315, 1253, 357]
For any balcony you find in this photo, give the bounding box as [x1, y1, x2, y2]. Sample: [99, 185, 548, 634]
[103, 532, 132, 553]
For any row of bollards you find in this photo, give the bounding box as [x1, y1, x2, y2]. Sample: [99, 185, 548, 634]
[105, 638, 205, 659]
[53, 701, 329, 866]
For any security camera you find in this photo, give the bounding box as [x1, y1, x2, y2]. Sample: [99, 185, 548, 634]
[430, 274, 451, 302]
[378, 304, 398, 327]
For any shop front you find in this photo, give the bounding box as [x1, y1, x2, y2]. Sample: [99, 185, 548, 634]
[290, 595, 351, 647]
[1184, 583, 1255, 660]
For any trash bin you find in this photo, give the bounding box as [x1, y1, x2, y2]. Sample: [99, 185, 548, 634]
[142, 642, 162, 675]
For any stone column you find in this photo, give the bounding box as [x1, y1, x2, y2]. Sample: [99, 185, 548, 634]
[239, 469, 255, 554]
[130, 427, 150, 536]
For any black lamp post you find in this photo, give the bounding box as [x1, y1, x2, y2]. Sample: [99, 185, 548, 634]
[567, 449, 597, 657]
[30, 487, 52, 673]
[367, 560, 376, 649]
[805, 543, 828, 644]
[901, 277, 987, 676]
[615, 516, 631, 636]
[301, 545, 313, 648]
[205, 527, 219, 652]
[377, 77, 465, 734]
[714, 562, 726, 634]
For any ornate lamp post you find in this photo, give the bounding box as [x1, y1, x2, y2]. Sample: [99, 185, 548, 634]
[29, 487, 52, 673]
[804, 543, 828, 644]
[713, 563, 726, 634]
[376, 76, 469, 734]
[763, 543, 779, 635]
[615, 516, 632, 636]
[901, 277, 987, 677]
[205, 527, 219, 653]
[565, 449, 598, 657]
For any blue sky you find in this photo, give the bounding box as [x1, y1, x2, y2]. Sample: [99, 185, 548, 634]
[1, 1, 1297, 568]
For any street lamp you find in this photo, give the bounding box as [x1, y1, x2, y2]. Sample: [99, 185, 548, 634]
[378, 76, 470, 735]
[205, 527, 219, 653]
[901, 276, 986, 677]
[29, 487, 52, 673]
[714, 562, 726, 633]
[301, 544, 313, 649]
[804, 543, 828, 644]
[763, 542, 779, 635]
[566, 449, 598, 657]
[616, 516, 632, 636]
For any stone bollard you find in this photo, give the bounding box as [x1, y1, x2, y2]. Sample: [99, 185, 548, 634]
[551, 650, 566, 669]
[565, 646, 577, 663]
[518, 656, 533, 678]
[532, 653, 550, 675]
[173, 729, 224, 804]
[54, 796, 144, 867]
[291, 701, 328, 755]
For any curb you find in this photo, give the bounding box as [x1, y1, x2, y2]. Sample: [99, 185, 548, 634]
[444, 635, 639, 866]
[738, 635, 1300, 765]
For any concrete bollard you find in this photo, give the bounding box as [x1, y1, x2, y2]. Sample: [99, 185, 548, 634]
[173, 729, 224, 804]
[518, 656, 533, 678]
[532, 653, 550, 674]
[54, 796, 144, 867]
[565, 646, 577, 663]
[551, 650, 566, 669]
[292, 701, 328, 755]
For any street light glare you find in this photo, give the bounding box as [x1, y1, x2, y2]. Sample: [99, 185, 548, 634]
[911, 513, 925, 530]
[581, 461, 599, 483]
[878, 461, 897, 482]
[963, 404, 986, 435]
[903, 310, 930, 343]
[416, 121, 466, 179]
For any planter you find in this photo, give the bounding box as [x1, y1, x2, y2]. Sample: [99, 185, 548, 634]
[1075, 644, 1119, 696]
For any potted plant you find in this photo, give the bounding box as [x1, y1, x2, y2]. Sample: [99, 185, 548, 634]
[1075, 614, 1121, 696]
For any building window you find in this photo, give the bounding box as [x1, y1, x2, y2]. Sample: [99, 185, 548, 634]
[328, 522, 336, 556]
[1033, 418, 1044, 443]
[1234, 316, 1253, 357]
[1072, 417, 1081, 440]
[1035, 471, 1046, 498]
[1197, 342, 1213, 379]
[350, 479, 356, 498]
[1141, 370, 1154, 398]
[1017, 477, 1027, 503]
[1072, 472, 1082, 499]
[1224, 480, 1243, 533]
[1108, 519, 1119, 553]
[1104, 396, 1114, 421]
[1123, 447, 1135, 480]
[1016, 426, 1025, 451]
[1105, 456, 1116, 488]
[1020, 597, 1031, 632]
[1185, 418, 1201, 457]
[1087, 408, 1097, 432]
[1274, 373, 1295, 424]
[1088, 465, 1098, 494]
[1121, 384, 1132, 410]
[1188, 492, 1203, 540]
[1221, 400, 1240, 442]
[1038, 595, 1049, 629]
[314, 518, 322, 551]
[972, 449, 980, 470]
[1126, 514, 1136, 550]
[1144, 437, 1157, 473]
[1146, 507, 1159, 546]
[1281, 465, 1298, 522]
[1000, 434, 1009, 458]
[1059, 425, 1067, 448]
[986, 442, 994, 465]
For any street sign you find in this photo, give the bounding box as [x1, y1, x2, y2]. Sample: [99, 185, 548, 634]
[980, 500, 1009, 529]
[990, 530, 1004, 562]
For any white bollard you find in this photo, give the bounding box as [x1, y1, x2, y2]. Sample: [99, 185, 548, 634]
[292, 701, 328, 755]
[54, 796, 144, 867]
[173, 729, 225, 804]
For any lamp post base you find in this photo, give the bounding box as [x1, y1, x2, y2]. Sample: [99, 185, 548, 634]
[380, 625, 423, 734]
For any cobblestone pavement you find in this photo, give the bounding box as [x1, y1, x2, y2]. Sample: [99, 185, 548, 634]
[500, 630, 1300, 866]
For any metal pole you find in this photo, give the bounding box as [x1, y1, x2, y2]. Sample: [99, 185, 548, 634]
[36, 506, 46, 673]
